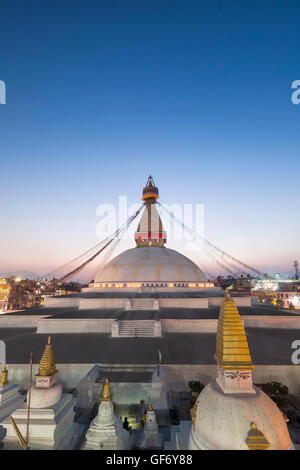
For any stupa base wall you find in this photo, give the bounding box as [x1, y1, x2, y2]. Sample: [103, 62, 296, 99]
[82, 421, 130, 450]
[3, 393, 79, 450]
[0, 383, 25, 421]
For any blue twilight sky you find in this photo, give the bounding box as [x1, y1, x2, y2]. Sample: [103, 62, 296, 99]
[0, 0, 299, 278]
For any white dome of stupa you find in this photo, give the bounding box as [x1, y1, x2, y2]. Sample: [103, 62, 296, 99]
[189, 380, 293, 450]
[94, 400, 118, 427]
[29, 381, 62, 409]
[94, 246, 208, 283]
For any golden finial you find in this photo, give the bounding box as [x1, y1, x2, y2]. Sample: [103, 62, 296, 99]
[101, 377, 112, 401]
[224, 287, 230, 301]
[245, 422, 270, 450]
[214, 292, 255, 371]
[149, 404, 153, 411]
[281, 411, 289, 423]
[190, 401, 198, 430]
[37, 336, 57, 377]
[142, 175, 159, 203]
[0, 365, 8, 385]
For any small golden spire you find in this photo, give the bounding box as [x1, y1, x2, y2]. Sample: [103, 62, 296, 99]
[214, 290, 255, 371]
[37, 336, 57, 377]
[245, 422, 270, 450]
[190, 401, 198, 430]
[224, 287, 230, 300]
[281, 410, 289, 423]
[149, 403, 153, 411]
[101, 377, 112, 401]
[0, 365, 8, 385]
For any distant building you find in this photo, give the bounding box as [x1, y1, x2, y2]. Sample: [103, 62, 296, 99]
[0, 279, 9, 311]
[252, 280, 300, 309]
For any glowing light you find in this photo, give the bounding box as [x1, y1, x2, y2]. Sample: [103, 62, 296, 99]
[252, 281, 278, 291]
[290, 296, 300, 307]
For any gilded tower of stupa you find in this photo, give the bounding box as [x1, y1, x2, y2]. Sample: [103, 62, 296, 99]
[37, 336, 57, 378]
[134, 175, 167, 247]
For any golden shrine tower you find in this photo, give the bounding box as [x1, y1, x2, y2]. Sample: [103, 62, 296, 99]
[134, 176, 167, 247]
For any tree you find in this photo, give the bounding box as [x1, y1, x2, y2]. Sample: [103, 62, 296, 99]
[188, 381, 204, 400]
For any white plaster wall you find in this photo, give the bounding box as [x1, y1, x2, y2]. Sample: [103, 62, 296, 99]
[7, 363, 300, 395]
[44, 297, 79, 308]
[0, 315, 46, 328]
[78, 298, 127, 309]
[163, 364, 300, 394]
[242, 316, 300, 329]
[159, 298, 209, 308]
[162, 319, 217, 333]
[5, 364, 152, 404]
[209, 296, 251, 307]
[36, 316, 300, 335]
[162, 316, 300, 333]
[37, 318, 113, 334]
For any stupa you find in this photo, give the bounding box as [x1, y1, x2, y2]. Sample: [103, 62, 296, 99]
[91, 175, 209, 287]
[165, 290, 294, 450]
[82, 377, 130, 450]
[3, 337, 82, 449]
[140, 404, 163, 449]
[188, 290, 294, 450]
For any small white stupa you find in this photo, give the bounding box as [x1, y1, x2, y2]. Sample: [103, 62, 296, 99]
[0, 365, 25, 421]
[83, 377, 130, 450]
[140, 404, 163, 449]
[3, 336, 82, 449]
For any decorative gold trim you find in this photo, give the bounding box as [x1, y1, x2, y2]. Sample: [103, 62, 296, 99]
[190, 401, 198, 430]
[101, 377, 112, 401]
[214, 290, 255, 371]
[0, 365, 8, 385]
[245, 422, 270, 450]
[37, 336, 57, 377]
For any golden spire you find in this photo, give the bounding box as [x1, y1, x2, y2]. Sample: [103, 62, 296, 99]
[37, 336, 57, 377]
[142, 175, 159, 203]
[135, 176, 167, 247]
[190, 401, 198, 430]
[101, 377, 112, 401]
[149, 403, 153, 411]
[245, 422, 270, 450]
[214, 289, 255, 371]
[0, 365, 8, 385]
